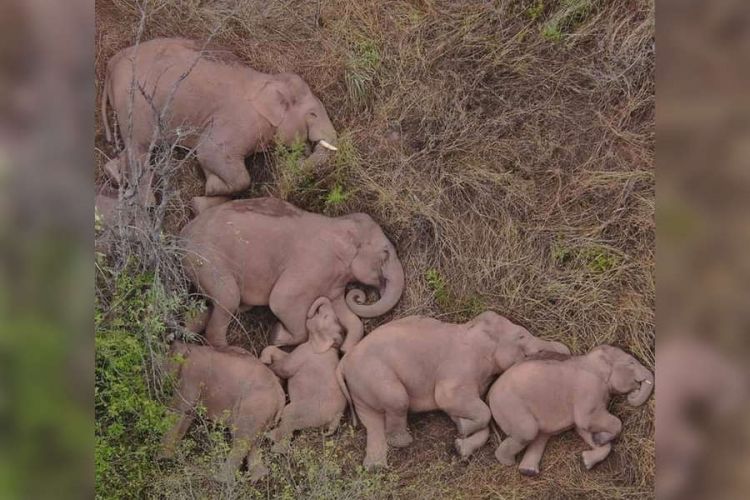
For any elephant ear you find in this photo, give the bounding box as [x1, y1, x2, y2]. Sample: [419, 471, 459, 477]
[610, 362, 637, 393]
[253, 80, 291, 127]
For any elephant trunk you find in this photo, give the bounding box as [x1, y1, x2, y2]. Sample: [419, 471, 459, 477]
[627, 365, 654, 406]
[346, 247, 405, 318]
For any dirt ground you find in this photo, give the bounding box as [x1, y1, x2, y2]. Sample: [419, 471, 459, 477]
[95, 0, 654, 498]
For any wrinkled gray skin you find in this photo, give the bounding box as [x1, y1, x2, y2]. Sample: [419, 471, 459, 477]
[159, 342, 285, 483]
[181, 198, 405, 353]
[339, 311, 570, 469]
[260, 297, 347, 451]
[101, 38, 338, 208]
[488, 345, 654, 476]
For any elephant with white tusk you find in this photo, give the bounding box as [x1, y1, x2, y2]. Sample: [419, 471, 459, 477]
[180, 197, 404, 353]
[100, 38, 338, 209]
[488, 345, 654, 476]
[338, 312, 571, 469]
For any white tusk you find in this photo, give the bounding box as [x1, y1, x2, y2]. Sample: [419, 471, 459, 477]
[318, 140, 338, 151]
[643, 380, 652, 385]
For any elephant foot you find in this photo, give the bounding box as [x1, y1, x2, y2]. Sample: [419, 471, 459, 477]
[582, 447, 610, 470]
[270, 323, 294, 346]
[247, 464, 269, 483]
[387, 430, 413, 448]
[494, 446, 516, 466]
[190, 195, 230, 215]
[363, 455, 388, 472]
[592, 431, 615, 446]
[205, 174, 232, 197]
[454, 437, 477, 458]
[519, 466, 539, 477]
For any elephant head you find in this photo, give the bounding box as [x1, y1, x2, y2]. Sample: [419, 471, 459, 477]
[254, 73, 338, 165]
[340, 214, 405, 324]
[589, 345, 654, 406]
[469, 311, 571, 371]
[306, 297, 345, 353]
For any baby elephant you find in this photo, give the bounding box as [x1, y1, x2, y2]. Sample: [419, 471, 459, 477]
[260, 297, 347, 450]
[159, 342, 285, 483]
[489, 345, 654, 476]
[340, 311, 570, 469]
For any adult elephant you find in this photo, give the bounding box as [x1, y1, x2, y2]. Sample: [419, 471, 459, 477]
[100, 38, 338, 209]
[180, 198, 404, 353]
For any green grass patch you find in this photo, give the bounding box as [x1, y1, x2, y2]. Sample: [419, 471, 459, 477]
[552, 241, 621, 273]
[540, 0, 593, 41]
[345, 39, 381, 107]
[426, 269, 485, 320]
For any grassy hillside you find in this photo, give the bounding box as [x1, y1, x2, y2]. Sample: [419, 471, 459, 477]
[95, 0, 654, 498]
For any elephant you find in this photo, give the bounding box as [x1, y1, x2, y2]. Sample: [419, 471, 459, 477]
[260, 297, 347, 451]
[488, 345, 654, 476]
[159, 342, 285, 483]
[100, 38, 338, 208]
[337, 311, 570, 469]
[180, 197, 405, 353]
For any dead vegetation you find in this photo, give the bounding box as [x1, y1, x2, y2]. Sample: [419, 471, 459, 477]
[95, 0, 654, 498]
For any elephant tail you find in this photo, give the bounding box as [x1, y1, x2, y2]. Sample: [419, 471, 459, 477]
[335, 354, 357, 427]
[101, 67, 112, 143]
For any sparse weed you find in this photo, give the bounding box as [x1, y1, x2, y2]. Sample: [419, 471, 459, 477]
[552, 241, 622, 274]
[345, 39, 380, 107]
[526, 0, 546, 21]
[541, 0, 594, 41]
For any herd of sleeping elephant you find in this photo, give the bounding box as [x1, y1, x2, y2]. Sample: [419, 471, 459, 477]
[97, 38, 654, 484]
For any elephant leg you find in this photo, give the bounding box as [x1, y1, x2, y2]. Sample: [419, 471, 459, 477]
[356, 401, 388, 470]
[216, 412, 266, 484]
[269, 322, 296, 347]
[158, 411, 195, 460]
[577, 428, 612, 470]
[268, 283, 310, 346]
[455, 426, 490, 458]
[322, 412, 343, 437]
[435, 383, 492, 438]
[185, 307, 210, 334]
[584, 411, 622, 446]
[383, 384, 412, 448]
[267, 402, 327, 453]
[495, 436, 530, 466]
[190, 195, 230, 216]
[197, 137, 250, 197]
[159, 383, 200, 459]
[493, 407, 538, 466]
[201, 274, 241, 348]
[245, 445, 269, 483]
[518, 433, 551, 476]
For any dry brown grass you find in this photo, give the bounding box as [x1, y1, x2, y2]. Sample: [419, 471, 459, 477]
[95, 0, 654, 497]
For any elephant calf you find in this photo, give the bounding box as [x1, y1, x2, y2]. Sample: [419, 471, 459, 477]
[489, 345, 654, 476]
[260, 299, 347, 450]
[159, 342, 285, 483]
[339, 312, 570, 469]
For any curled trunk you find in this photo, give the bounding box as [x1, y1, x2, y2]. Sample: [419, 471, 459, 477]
[346, 248, 405, 318]
[627, 366, 654, 406]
